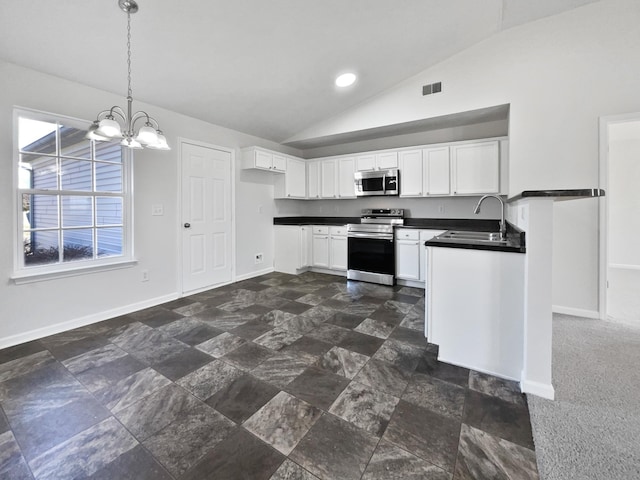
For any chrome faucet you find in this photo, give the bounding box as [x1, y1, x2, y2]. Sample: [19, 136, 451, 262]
[473, 195, 506, 240]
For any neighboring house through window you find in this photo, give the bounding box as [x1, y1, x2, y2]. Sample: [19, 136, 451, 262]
[14, 108, 133, 280]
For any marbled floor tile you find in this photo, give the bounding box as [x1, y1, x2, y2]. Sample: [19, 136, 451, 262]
[261, 310, 299, 329]
[454, 423, 539, 480]
[199, 311, 253, 331]
[115, 383, 201, 440]
[94, 367, 171, 412]
[270, 459, 320, 480]
[206, 374, 280, 423]
[0, 350, 55, 384]
[62, 343, 128, 376]
[158, 317, 207, 338]
[177, 358, 244, 400]
[315, 347, 369, 379]
[276, 316, 324, 335]
[158, 317, 222, 346]
[463, 390, 535, 450]
[305, 323, 351, 344]
[403, 373, 466, 419]
[73, 354, 146, 393]
[196, 332, 246, 358]
[296, 294, 325, 306]
[182, 427, 284, 480]
[281, 336, 333, 364]
[328, 381, 399, 437]
[397, 286, 425, 297]
[173, 301, 210, 316]
[399, 308, 424, 331]
[47, 336, 112, 363]
[468, 370, 526, 406]
[372, 339, 423, 373]
[0, 430, 34, 480]
[151, 346, 213, 381]
[389, 326, 428, 350]
[353, 358, 412, 397]
[11, 396, 111, 461]
[256, 295, 293, 310]
[121, 332, 188, 366]
[354, 318, 396, 339]
[362, 440, 451, 480]
[290, 413, 379, 480]
[87, 444, 172, 480]
[127, 305, 171, 321]
[161, 297, 199, 310]
[108, 321, 154, 345]
[230, 319, 274, 341]
[416, 354, 469, 387]
[38, 324, 103, 349]
[221, 343, 275, 371]
[254, 329, 302, 351]
[0, 410, 9, 434]
[261, 278, 285, 287]
[251, 353, 309, 388]
[338, 302, 380, 319]
[0, 341, 45, 367]
[28, 417, 138, 480]
[329, 311, 367, 329]
[137, 309, 184, 328]
[279, 300, 313, 315]
[298, 305, 337, 323]
[143, 403, 236, 477]
[383, 400, 461, 473]
[369, 304, 408, 324]
[244, 391, 322, 455]
[338, 330, 385, 356]
[285, 367, 350, 411]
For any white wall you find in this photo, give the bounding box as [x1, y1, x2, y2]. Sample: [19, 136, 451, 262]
[286, 0, 640, 314]
[0, 60, 300, 347]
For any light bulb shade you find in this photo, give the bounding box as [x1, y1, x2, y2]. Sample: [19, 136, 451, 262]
[86, 123, 109, 141]
[96, 118, 123, 138]
[121, 138, 143, 149]
[147, 133, 171, 150]
[135, 125, 159, 145]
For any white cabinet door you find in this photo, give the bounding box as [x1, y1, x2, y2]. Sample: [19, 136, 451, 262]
[312, 234, 330, 267]
[254, 149, 273, 170]
[321, 159, 337, 198]
[274, 226, 302, 274]
[399, 150, 423, 197]
[424, 147, 450, 195]
[330, 235, 348, 270]
[272, 154, 287, 173]
[337, 157, 356, 198]
[377, 151, 398, 170]
[307, 161, 320, 199]
[300, 226, 310, 268]
[419, 229, 445, 282]
[356, 154, 376, 172]
[451, 141, 500, 195]
[396, 240, 421, 281]
[285, 157, 306, 198]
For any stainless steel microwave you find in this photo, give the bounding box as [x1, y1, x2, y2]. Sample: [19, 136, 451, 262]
[354, 169, 400, 196]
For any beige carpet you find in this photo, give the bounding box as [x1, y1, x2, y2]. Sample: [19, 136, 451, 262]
[527, 314, 640, 479]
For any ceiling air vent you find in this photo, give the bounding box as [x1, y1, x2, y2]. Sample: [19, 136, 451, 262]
[422, 82, 442, 96]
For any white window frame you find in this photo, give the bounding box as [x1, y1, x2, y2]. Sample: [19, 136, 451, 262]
[12, 107, 135, 284]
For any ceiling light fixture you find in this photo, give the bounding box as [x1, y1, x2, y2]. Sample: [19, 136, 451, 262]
[335, 73, 357, 88]
[87, 0, 170, 150]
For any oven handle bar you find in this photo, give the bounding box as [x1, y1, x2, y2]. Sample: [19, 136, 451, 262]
[347, 232, 394, 241]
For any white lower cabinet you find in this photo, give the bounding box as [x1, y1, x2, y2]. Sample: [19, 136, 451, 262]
[395, 229, 445, 285]
[312, 226, 330, 268]
[274, 226, 310, 274]
[329, 226, 348, 270]
[275, 225, 347, 275]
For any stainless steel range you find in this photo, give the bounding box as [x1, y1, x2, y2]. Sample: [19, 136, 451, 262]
[347, 208, 404, 286]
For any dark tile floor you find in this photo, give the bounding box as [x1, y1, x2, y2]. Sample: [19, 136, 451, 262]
[0, 272, 539, 479]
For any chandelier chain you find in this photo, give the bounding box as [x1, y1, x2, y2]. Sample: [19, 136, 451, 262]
[127, 11, 132, 99]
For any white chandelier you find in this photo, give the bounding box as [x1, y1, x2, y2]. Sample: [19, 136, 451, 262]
[87, 0, 170, 150]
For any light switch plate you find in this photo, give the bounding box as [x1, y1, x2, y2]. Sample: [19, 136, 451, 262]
[152, 204, 164, 216]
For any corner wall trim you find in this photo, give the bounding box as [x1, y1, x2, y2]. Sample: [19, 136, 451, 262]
[521, 378, 555, 400]
[552, 305, 599, 319]
[0, 292, 179, 350]
[235, 267, 275, 282]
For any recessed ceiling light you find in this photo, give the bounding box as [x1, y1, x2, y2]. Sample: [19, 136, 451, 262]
[335, 73, 356, 87]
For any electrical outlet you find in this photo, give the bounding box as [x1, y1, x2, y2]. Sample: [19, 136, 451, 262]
[141, 269, 149, 282]
[255, 253, 263, 264]
[151, 204, 164, 216]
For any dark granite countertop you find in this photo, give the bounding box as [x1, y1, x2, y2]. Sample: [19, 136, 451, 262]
[273, 216, 359, 226]
[425, 222, 526, 254]
[508, 188, 605, 202]
[273, 217, 502, 230]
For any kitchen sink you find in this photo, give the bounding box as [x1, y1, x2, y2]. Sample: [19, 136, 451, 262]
[435, 230, 508, 244]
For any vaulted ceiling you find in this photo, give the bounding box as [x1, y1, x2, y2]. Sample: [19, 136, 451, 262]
[0, 0, 599, 143]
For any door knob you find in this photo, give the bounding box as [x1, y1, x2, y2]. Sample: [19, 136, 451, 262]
[184, 223, 191, 228]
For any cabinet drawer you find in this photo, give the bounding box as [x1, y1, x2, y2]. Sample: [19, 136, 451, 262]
[395, 229, 420, 241]
[330, 226, 347, 236]
[312, 226, 329, 235]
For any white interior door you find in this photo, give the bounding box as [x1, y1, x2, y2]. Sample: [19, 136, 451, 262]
[606, 119, 640, 325]
[181, 141, 232, 293]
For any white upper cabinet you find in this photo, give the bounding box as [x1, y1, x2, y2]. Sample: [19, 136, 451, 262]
[274, 157, 306, 199]
[356, 151, 398, 171]
[424, 146, 451, 195]
[450, 141, 500, 195]
[399, 150, 423, 197]
[321, 159, 337, 198]
[337, 157, 356, 198]
[307, 161, 320, 199]
[242, 147, 286, 173]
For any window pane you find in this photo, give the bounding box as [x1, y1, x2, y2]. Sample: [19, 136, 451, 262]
[96, 197, 123, 226]
[60, 125, 91, 159]
[63, 229, 93, 262]
[95, 141, 123, 163]
[23, 194, 59, 229]
[22, 155, 58, 190]
[24, 230, 59, 266]
[61, 159, 92, 191]
[97, 227, 123, 257]
[62, 196, 93, 227]
[96, 163, 123, 192]
[19, 117, 57, 154]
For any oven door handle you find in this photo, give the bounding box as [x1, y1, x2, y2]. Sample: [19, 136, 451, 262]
[348, 232, 394, 241]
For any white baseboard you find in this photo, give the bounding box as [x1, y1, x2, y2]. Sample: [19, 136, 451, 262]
[0, 293, 179, 350]
[521, 378, 555, 400]
[437, 354, 519, 383]
[396, 279, 425, 289]
[552, 305, 599, 319]
[235, 267, 275, 282]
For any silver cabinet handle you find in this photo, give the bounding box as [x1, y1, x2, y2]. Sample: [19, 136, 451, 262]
[184, 223, 191, 228]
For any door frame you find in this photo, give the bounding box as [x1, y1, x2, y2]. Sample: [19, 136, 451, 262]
[598, 112, 640, 320]
[177, 137, 236, 296]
